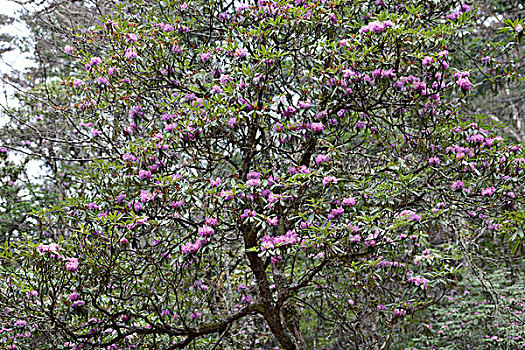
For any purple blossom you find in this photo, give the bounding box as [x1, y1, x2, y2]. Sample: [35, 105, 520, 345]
[330, 206, 344, 219]
[140, 190, 154, 203]
[90, 57, 102, 66]
[182, 240, 201, 254]
[201, 52, 211, 62]
[198, 225, 214, 238]
[457, 77, 472, 91]
[211, 85, 223, 94]
[69, 292, 81, 302]
[240, 209, 257, 219]
[451, 180, 465, 191]
[267, 217, 279, 226]
[342, 197, 356, 206]
[125, 48, 138, 59]
[73, 79, 85, 87]
[399, 209, 421, 222]
[481, 187, 496, 196]
[247, 178, 261, 187]
[71, 300, 85, 308]
[96, 77, 109, 86]
[298, 100, 312, 109]
[125, 33, 138, 42]
[14, 320, 27, 327]
[322, 176, 338, 187]
[422, 56, 434, 66]
[282, 105, 297, 117]
[359, 20, 393, 34]
[64, 45, 75, 55]
[139, 169, 152, 180]
[210, 177, 221, 187]
[220, 190, 234, 201]
[408, 275, 429, 289]
[87, 202, 100, 210]
[218, 12, 229, 21]
[65, 257, 79, 272]
[356, 120, 368, 130]
[206, 217, 218, 226]
[428, 157, 440, 165]
[310, 122, 324, 133]
[247, 171, 260, 179]
[446, 11, 461, 20]
[261, 230, 299, 251]
[171, 200, 185, 209]
[228, 117, 238, 128]
[37, 243, 59, 253]
[234, 48, 248, 58]
[122, 153, 137, 162]
[316, 110, 327, 119]
[133, 202, 143, 212]
[315, 154, 329, 165]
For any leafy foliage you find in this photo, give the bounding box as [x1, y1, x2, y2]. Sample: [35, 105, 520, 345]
[0, 0, 524, 349]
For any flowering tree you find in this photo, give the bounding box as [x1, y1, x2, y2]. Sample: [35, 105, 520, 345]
[1, 0, 525, 349]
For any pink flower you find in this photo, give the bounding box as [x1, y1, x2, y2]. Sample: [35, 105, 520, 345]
[140, 190, 154, 203]
[457, 77, 471, 91]
[240, 209, 257, 219]
[315, 154, 329, 165]
[428, 157, 440, 165]
[481, 187, 496, 196]
[322, 176, 338, 187]
[310, 122, 324, 133]
[342, 197, 356, 206]
[139, 169, 152, 180]
[65, 257, 79, 272]
[210, 177, 221, 187]
[125, 48, 138, 59]
[422, 56, 434, 66]
[267, 217, 278, 226]
[206, 217, 218, 226]
[73, 79, 85, 87]
[181, 241, 201, 254]
[14, 320, 27, 327]
[201, 52, 211, 62]
[64, 45, 75, 55]
[399, 209, 421, 222]
[90, 57, 102, 66]
[198, 225, 214, 238]
[69, 292, 81, 302]
[125, 33, 138, 42]
[247, 178, 260, 187]
[298, 100, 312, 109]
[247, 171, 260, 179]
[211, 85, 223, 94]
[96, 77, 109, 86]
[446, 11, 461, 20]
[171, 200, 185, 209]
[268, 193, 279, 203]
[220, 190, 234, 201]
[408, 275, 429, 289]
[228, 117, 237, 128]
[234, 48, 248, 58]
[451, 180, 465, 190]
[37, 243, 59, 253]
